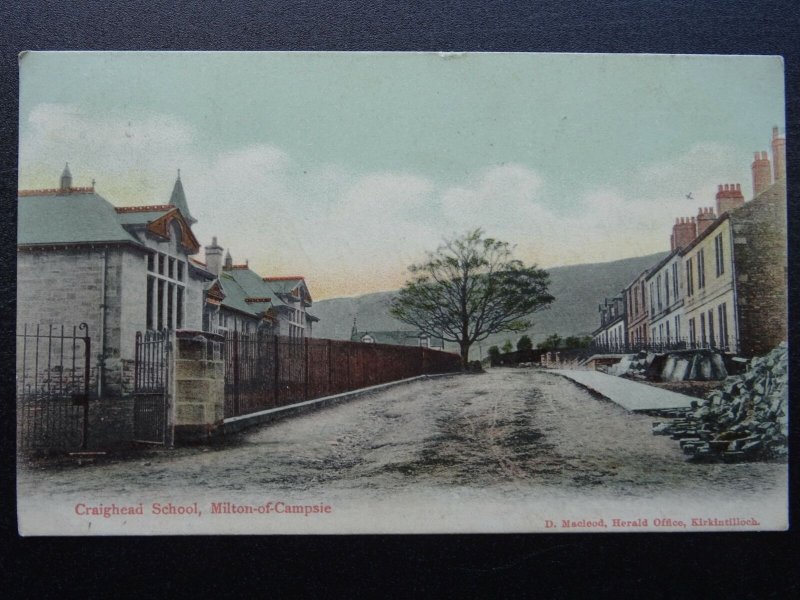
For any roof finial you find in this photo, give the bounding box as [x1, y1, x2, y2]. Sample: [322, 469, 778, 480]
[177, 168, 181, 180]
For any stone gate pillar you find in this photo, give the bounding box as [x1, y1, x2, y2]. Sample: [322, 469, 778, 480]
[172, 330, 225, 443]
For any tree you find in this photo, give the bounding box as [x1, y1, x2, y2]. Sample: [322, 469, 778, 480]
[501, 339, 514, 354]
[537, 333, 562, 350]
[487, 345, 501, 366]
[517, 335, 533, 352]
[390, 229, 554, 368]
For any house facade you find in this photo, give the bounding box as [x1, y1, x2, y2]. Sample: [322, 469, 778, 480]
[592, 296, 626, 349]
[624, 269, 650, 347]
[681, 206, 737, 351]
[17, 167, 213, 396]
[591, 126, 787, 358]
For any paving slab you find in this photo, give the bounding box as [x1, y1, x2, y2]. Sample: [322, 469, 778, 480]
[551, 369, 696, 412]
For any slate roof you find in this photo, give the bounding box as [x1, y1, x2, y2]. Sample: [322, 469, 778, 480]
[18, 190, 141, 246]
[352, 329, 445, 348]
[223, 267, 289, 309]
[218, 272, 261, 316]
[263, 277, 304, 295]
[115, 208, 171, 226]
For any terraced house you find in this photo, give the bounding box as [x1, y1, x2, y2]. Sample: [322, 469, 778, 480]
[592, 126, 787, 358]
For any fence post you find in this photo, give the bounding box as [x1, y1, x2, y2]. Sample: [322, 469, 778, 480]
[304, 336, 309, 400]
[232, 330, 240, 416]
[273, 335, 280, 406]
[346, 343, 352, 390]
[81, 323, 90, 450]
[327, 339, 333, 394]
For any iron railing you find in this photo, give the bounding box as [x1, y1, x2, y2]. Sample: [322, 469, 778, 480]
[16, 323, 92, 451]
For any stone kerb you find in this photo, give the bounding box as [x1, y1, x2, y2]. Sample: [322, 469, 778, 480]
[173, 329, 225, 443]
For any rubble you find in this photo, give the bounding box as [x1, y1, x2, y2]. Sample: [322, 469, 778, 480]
[651, 343, 788, 462]
[609, 349, 728, 381]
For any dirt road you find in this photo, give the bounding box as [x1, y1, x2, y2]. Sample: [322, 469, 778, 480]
[18, 369, 785, 501]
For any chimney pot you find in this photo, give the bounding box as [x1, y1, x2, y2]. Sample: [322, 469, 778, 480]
[773, 126, 779, 138]
[718, 184, 723, 192]
[736, 183, 740, 191]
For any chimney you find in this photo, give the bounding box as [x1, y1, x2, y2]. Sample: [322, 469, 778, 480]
[751, 151, 772, 197]
[772, 126, 786, 182]
[671, 216, 697, 251]
[205, 236, 224, 276]
[696, 206, 717, 236]
[716, 182, 745, 216]
[59, 163, 72, 191]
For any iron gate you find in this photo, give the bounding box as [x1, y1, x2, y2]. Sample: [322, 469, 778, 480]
[16, 323, 92, 452]
[133, 329, 171, 444]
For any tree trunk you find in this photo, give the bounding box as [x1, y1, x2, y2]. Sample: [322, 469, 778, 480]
[459, 343, 471, 370]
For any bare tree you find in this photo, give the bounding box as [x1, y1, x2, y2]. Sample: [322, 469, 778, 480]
[390, 229, 554, 368]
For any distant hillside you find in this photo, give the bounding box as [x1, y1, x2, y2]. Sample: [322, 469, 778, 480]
[311, 252, 667, 358]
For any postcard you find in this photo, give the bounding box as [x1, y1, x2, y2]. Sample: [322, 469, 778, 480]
[16, 51, 788, 535]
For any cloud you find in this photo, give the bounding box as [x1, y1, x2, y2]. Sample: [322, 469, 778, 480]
[19, 104, 754, 297]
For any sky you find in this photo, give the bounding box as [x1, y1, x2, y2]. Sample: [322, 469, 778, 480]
[18, 52, 785, 299]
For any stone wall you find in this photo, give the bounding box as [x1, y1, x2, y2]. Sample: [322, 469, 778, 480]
[17, 245, 149, 398]
[172, 330, 225, 443]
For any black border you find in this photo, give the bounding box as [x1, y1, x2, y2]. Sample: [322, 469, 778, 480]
[2, 1, 798, 596]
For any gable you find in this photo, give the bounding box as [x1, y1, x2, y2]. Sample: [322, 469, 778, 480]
[144, 208, 201, 254]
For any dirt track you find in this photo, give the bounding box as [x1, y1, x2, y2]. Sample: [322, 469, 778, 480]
[18, 369, 786, 501]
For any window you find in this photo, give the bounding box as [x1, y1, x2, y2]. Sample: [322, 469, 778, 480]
[157, 279, 165, 329]
[714, 233, 725, 277]
[656, 275, 663, 311]
[708, 309, 715, 347]
[700, 313, 706, 344]
[177, 287, 184, 329]
[649, 282, 656, 313]
[697, 248, 706, 289]
[146, 276, 154, 330]
[665, 320, 671, 342]
[664, 271, 670, 307]
[167, 283, 174, 329]
[686, 258, 694, 296]
[633, 289, 639, 314]
[718, 303, 728, 348]
[689, 318, 696, 344]
[641, 282, 646, 314]
[672, 262, 679, 301]
[146, 251, 186, 332]
[674, 315, 680, 340]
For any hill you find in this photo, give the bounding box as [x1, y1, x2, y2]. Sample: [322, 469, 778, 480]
[310, 252, 668, 358]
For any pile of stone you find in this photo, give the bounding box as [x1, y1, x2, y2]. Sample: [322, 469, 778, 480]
[609, 350, 727, 381]
[652, 343, 788, 462]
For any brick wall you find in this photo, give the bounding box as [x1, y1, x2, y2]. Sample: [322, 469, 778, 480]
[731, 180, 788, 357]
